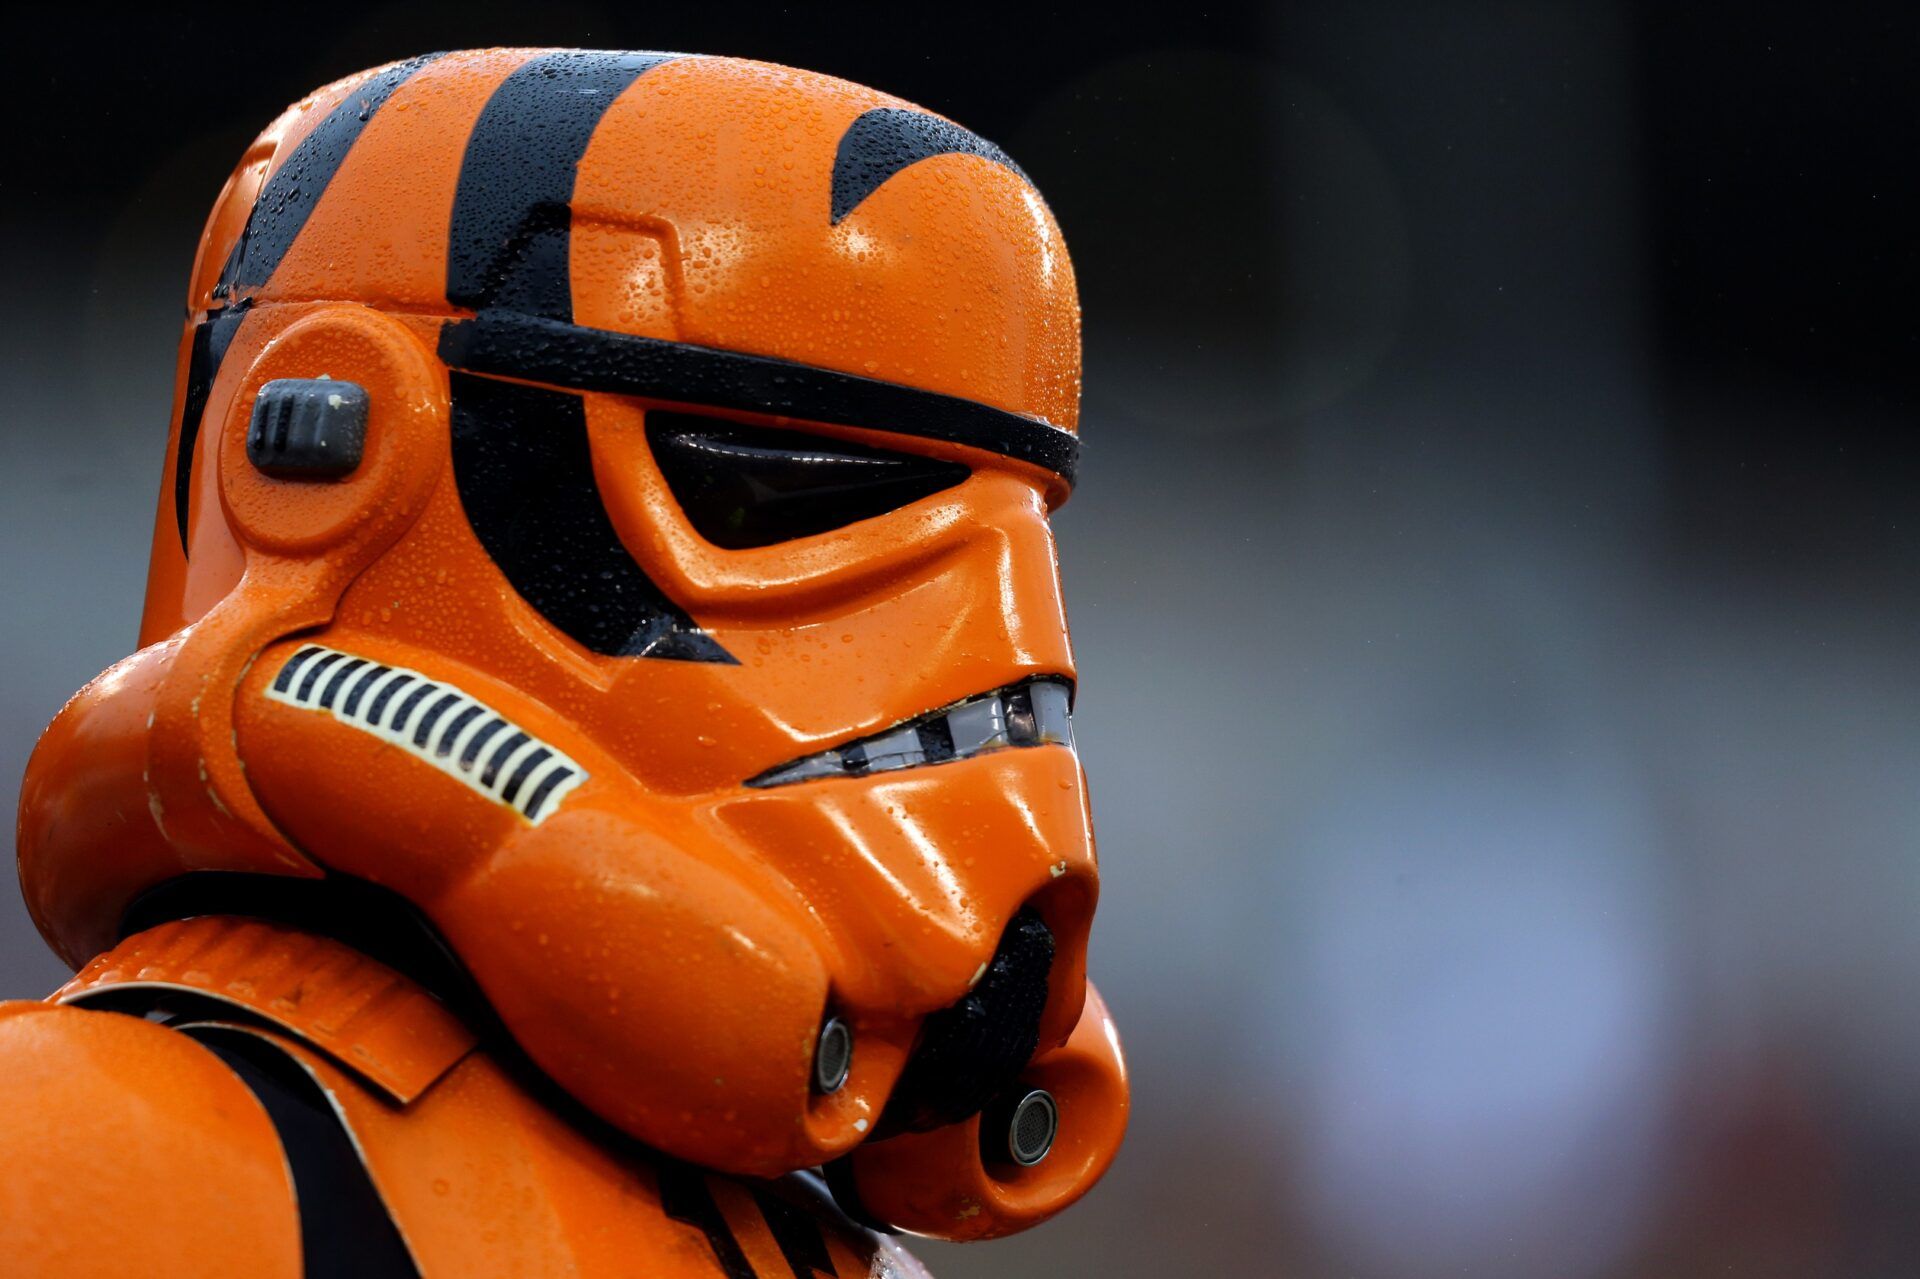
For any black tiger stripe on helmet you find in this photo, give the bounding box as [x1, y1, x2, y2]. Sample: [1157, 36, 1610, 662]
[173, 53, 448, 553]
[437, 51, 734, 663]
[176, 51, 1077, 672]
[436, 53, 1072, 664]
[830, 106, 1030, 224]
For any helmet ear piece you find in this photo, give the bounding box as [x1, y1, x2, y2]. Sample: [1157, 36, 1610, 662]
[245, 378, 369, 480]
[97, 305, 449, 918]
[217, 304, 445, 560]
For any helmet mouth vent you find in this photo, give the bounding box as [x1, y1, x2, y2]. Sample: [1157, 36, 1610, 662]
[748, 677, 1074, 788]
[875, 909, 1055, 1136]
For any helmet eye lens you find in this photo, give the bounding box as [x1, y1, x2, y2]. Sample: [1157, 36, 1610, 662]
[647, 412, 970, 549]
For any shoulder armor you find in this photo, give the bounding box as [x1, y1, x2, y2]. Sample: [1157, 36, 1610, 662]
[0, 1000, 301, 1278]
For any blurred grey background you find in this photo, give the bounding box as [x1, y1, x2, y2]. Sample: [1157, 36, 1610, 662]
[6, 2, 1919, 1274]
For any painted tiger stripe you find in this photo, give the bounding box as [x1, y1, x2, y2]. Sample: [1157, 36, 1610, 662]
[659, 1166, 759, 1279]
[219, 54, 449, 298]
[446, 50, 678, 319]
[753, 1188, 837, 1277]
[441, 52, 736, 666]
[265, 645, 587, 823]
[176, 54, 446, 556]
[831, 107, 1029, 225]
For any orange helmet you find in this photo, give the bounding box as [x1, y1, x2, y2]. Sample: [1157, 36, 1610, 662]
[16, 49, 1126, 1238]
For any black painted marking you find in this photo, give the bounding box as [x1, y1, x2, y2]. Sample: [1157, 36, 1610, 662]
[341, 664, 392, 716]
[366, 673, 416, 727]
[447, 51, 676, 319]
[387, 682, 438, 734]
[499, 746, 554, 806]
[218, 54, 445, 298]
[410, 692, 461, 748]
[649, 413, 969, 549]
[441, 310, 1078, 485]
[822, 1158, 894, 1238]
[480, 731, 530, 788]
[172, 300, 253, 553]
[659, 1166, 757, 1279]
[753, 1187, 838, 1278]
[459, 718, 509, 770]
[317, 657, 370, 710]
[296, 651, 348, 701]
[448, 371, 735, 661]
[273, 644, 324, 693]
[434, 704, 484, 756]
[831, 106, 1029, 224]
[188, 1028, 420, 1278]
[521, 765, 576, 821]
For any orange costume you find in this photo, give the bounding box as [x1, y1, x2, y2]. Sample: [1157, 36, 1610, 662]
[2, 48, 1127, 1277]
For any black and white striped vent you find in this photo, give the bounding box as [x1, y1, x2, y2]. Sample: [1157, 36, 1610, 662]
[267, 644, 588, 824]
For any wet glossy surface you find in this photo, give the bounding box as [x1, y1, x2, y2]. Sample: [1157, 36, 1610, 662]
[649, 414, 970, 551]
[16, 48, 1124, 1246]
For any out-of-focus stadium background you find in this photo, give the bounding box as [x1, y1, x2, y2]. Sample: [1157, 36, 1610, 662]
[6, 3, 1919, 1273]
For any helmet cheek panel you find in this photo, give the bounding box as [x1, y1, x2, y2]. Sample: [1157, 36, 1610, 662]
[706, 747, 1096, 1016]
[29, 303, 448, 959]
[431, 808, 844, 1175]
[235, 639, 879, 1175]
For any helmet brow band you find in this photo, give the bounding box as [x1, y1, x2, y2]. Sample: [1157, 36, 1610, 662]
[438, 309, 1079, 488]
